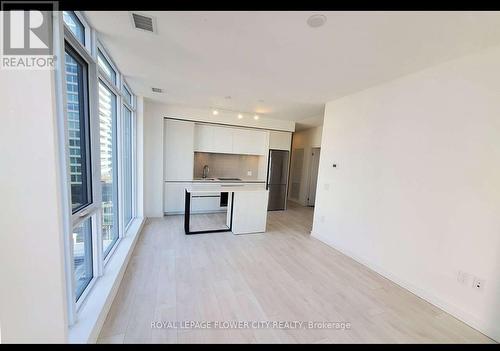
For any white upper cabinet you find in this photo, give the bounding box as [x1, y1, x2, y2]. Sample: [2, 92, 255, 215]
[232, 128, 268, 155]
[194, 124, 213, 152]
[194, 124, 268, 156]
[164, 119, 195, 180]
[211, 126, 233, 153]
[269, 131, 292, 151]
[194, 124, 233, 153]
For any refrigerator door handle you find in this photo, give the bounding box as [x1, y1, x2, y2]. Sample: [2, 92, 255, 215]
[267, 152, 272, 189]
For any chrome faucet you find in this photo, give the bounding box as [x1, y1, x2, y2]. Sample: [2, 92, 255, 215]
[202, 165, 210, 179]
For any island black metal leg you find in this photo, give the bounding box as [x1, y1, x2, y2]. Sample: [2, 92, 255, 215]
[184, 190, 234, 235]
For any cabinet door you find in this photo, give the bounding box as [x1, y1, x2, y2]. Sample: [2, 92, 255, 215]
[211, 126, 233, 153]
[190, 194, 222, 212]
[232, 128, 268, 155]
[164, 119, 194, 180]
[269, 131, 292, 151]
[164, 182, 190, 213]
[194, 124, 214, 152]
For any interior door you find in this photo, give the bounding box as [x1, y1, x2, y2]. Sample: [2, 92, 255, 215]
[307, 148, 321, 206]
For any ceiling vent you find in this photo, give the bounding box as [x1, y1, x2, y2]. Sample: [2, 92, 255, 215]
[152, 87, 163, 93]
[131, 12, 156, 33]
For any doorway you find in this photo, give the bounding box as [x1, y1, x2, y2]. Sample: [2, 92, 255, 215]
[307, 147, 320, 206]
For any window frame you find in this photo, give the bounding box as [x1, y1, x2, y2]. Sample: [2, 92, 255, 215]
[62, 25, 103, 315]
[96, 42, 125, 266]
[97, 45, 119, 88]
[58, 10, 138, 325]
[121, 104, 135, 230]
[62, 10, 91, 54]
[121, 81, 136, 230]
[97, 78, 121, 261]
[64, 43, 93, 215]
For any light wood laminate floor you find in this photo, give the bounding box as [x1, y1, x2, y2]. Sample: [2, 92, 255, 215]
[98, 202, 493, 344]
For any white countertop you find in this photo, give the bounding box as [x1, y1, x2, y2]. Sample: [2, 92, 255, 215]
[191, 178, 266, 183]
[185, 183, 268, 193]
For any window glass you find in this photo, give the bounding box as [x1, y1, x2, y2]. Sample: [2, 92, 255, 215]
[123, 107, 133, 227]
[73, 217, 93, 300]
[123, 85, 133, 106]
[63, 11, 85, 45]
[97, 50, 117, 85]
[99, 81, 119, 257]
[65, 48, 91, 212]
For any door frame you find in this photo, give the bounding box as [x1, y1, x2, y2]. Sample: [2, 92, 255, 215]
[307, 147, 321, 207]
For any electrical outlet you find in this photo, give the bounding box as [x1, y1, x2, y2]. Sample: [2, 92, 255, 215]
[472, 277, 485, 291]
[457, 271, 471, 285]
[247, 170, 252, 176]
[320, 215, 325, 223]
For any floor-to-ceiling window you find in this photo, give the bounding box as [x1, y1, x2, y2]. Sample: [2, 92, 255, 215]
[122, 85, 135, 229]
[64, 44, 94, 301]
[61, 11, 137, 322]
[98, 80, 119, 258]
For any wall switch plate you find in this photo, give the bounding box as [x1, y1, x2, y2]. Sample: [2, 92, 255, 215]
[472, 277, 485, 290]
[324, 183, 330, 191]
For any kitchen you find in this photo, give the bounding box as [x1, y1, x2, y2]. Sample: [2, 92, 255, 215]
[163, 117, 292, 235]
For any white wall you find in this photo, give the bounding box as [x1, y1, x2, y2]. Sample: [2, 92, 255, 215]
[288, 125, 323, 206]
[143, 99, 296, 217]
[143, 100, 165, 217]
[135, 96, 145, 218]
[312, 46, 500, 341]
[0, 70, 68, 342]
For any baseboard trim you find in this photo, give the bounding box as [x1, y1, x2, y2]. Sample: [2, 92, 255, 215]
[310, 231, 500, 343]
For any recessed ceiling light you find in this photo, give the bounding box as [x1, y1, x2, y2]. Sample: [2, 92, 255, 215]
[238, 114, 243, 119]
[254, 115, 259, 120]
[307, 14, 327, 28]
[212, 110, 219, 115]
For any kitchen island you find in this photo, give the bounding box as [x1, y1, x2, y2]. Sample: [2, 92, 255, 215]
[184, 183, 269, 235]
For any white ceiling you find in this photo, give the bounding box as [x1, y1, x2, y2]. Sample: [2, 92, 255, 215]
[84, 11, 500, 122]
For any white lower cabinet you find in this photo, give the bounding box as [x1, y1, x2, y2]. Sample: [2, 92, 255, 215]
[190, 193, 223, 213]
[165, 184, 224, 214]
[164, 182, 266, 214]
[164, 182, 191, 213]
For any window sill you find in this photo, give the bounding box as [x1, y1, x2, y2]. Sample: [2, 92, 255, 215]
[68, 217, 145, 343]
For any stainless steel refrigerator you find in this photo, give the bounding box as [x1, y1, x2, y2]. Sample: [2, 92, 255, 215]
[267, 149, 290, 211]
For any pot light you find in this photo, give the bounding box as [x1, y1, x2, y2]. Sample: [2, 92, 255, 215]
[254, 115, 259, 120]
[307, 14, 327, 28]
[212, 110, 219, 115]
[238, 114, 243, 119]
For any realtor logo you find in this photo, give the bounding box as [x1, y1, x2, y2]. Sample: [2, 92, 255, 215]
[1, 1, 57, 69]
